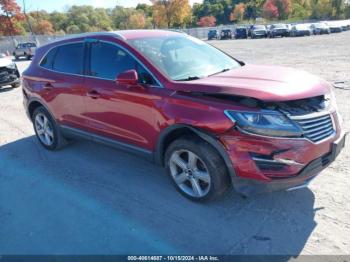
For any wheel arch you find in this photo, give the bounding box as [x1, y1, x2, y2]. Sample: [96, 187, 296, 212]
[27, 98, 54, 122]
[154, 124, 237, 180]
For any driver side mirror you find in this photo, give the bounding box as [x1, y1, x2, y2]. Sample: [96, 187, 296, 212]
[116, 69, 138, 85]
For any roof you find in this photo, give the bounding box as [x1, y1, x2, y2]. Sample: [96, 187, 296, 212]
[58, 29, 185, 42]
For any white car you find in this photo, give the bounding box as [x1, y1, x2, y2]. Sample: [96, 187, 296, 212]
[0, 54, 20, 88]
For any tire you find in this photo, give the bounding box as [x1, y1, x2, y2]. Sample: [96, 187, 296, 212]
[165, 136, 230, 202]
[15, 56, 19, 60]
[32, 106, 68, 151]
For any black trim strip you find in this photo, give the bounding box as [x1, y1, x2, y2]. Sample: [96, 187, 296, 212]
[60, 125, 153, 161]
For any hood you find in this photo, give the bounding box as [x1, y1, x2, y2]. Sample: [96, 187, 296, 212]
[169, 64, 331, 102]
[0, 57, 14, 67]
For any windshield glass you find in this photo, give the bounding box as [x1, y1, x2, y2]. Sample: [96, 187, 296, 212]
[253, 25, 265, 30]
[296, 24, 310, 30]
[273, 24, 287, 29]
[128, 35, 241, 81]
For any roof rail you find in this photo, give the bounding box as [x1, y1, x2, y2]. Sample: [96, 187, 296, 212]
[57, 31, 126, 42]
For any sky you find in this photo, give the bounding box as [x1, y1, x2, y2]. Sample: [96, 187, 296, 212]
[18, 0, 203, 12]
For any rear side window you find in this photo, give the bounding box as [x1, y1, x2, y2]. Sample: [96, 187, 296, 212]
[51, 43, 84, 75]
[40, 48, 57, 69]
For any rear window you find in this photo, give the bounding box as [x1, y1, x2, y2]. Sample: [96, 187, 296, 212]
[41, 42, 84, 75]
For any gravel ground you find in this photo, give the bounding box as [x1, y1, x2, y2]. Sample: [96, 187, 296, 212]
[0, 32, 349, 255]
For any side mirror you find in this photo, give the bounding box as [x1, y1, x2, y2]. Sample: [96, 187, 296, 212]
[116, 69, 138, 85]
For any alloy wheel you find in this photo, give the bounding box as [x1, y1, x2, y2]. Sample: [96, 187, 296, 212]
[34, 113, 54, 146]
[169, 150, 211, 198]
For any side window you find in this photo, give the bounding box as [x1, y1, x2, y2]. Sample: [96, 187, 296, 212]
[89, 42, 155, 85]
[40, 47, 57, 70]
[52, 43, 84, 75]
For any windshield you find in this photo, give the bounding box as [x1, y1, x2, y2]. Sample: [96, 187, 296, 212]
[296, 24, 310, 30]
[253, 25, 265, 30]
[128, 35, 241, 81]
[18, 43, 36, 48]
[273, 24, 287, 29]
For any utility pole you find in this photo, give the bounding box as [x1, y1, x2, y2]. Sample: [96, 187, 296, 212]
[5, 10, 17, 48]
[22, 0, 37, 44]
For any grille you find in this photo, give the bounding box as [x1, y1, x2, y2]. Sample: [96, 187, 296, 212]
[294, 114, 334, 142]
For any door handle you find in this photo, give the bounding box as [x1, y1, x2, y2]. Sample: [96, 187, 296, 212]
[87, 90, 100, 99]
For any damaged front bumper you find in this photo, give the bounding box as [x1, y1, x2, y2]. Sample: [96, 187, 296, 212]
[232, 131, 346, 196]
[219, 115, 346, 196]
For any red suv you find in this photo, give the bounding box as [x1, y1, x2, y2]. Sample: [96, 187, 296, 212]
[22, 30, 346, 201]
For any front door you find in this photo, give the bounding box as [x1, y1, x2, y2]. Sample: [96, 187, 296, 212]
[82, 40, 164, 151]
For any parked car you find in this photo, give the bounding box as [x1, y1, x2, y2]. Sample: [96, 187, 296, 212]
[337, 20, 349, 31]
[269, 24, 290, 37]
[250, 25, 268, 38]
[290, 24, 312, 37]
[325, 21, 343, 33]
[0, 53, 20, 89]
[220, 29, 233, 40]
[13, 42, 37, 60]
[208, 29, 219, 40]
[310, 23, 331, 35]
[234, 26, 248, 39]
[22, 30, 346, 201]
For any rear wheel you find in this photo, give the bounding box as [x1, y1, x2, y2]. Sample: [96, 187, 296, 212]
[32, 107, 68, 151]
[165, 137, 230, 202]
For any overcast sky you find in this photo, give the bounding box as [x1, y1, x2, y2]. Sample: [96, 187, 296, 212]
[19, 0, 203, 12]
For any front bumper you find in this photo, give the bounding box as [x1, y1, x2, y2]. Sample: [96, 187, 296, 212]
[231, 132, 346, 196]
[219, 112, 346, 196]
[0, 67, 20, 87]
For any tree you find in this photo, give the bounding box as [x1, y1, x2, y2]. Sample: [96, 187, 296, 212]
[263, 0, 279, 19]
[262, 0, 291, 19]
[49, 11, 68, 32]
[311, 0, 333, 19]
[33, 20, 54, 35]
[151, 0, 191, 28]
[66, 24, 80, 34]
[230, 3, 246, 22]
[127, 11, 146, 29]
[0, 0, 25, 36]
[197, 15, 216, 26]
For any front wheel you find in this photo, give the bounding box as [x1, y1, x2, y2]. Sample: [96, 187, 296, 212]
[165, 137, 230, 202]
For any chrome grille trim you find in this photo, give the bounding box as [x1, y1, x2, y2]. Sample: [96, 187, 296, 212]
[291, 113, 335, 143]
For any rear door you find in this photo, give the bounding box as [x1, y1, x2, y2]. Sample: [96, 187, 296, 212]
[38, 42, 88, 130]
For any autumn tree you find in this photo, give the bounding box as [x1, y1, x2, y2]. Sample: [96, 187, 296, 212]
[197, 15, 216, 27]
[262, 0, 291, 19]
[33, 20, 54, 35]
[127, 11, 147, 29]
[230, 3, 246, 22]
[0, 0, 25, 36]
[151, 0, 191, 28]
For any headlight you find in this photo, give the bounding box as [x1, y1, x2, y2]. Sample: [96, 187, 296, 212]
[225, 110, 303, 137]
[6, 62, 16, 70]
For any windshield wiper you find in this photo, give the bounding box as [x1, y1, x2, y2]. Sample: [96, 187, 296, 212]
[176, 76, 201, 81]
[208, 68, 231, 77]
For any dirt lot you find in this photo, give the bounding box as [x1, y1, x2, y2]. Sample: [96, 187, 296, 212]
[0, 32, 350, 255]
